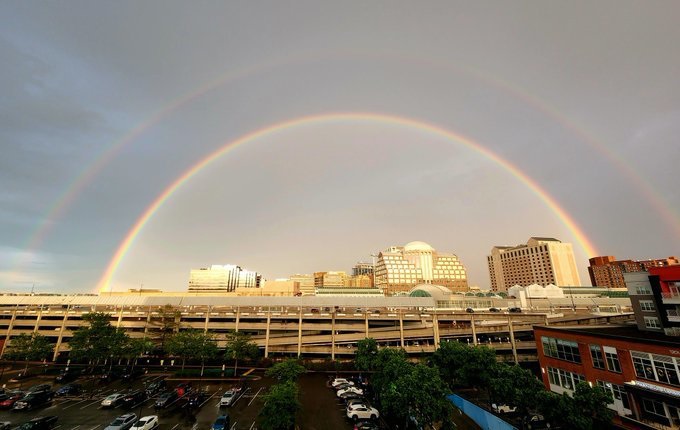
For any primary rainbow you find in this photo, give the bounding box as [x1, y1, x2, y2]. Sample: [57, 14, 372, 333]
[97, 112, 598, 292]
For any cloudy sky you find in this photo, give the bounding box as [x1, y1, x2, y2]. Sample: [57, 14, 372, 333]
[2, 1, 679, 293]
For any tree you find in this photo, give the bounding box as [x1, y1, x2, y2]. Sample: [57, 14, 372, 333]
[489, 363, 545, 413]
[224, 331, 259, 376]
[68, 312, 129, 367]
[430, 340, 496, 389]
[354, 337, 378, 371]
[380, 363, 455, 429]
[535, 383, 613, 430]
[370, 347, 410, 402]
[165, 329, 217, 372]
[155, 305, 181, 352]
[265, 359, 306, 383]
[258, 381, 300, 430]
[122, 337, 154, 369]
[4, 333, 53, 372]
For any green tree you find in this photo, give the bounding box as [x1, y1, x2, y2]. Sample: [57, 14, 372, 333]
[265, 359, 306, 383]
[165, 329, 217, 373]
[68, 312, 129, 367]
[430, 340, 497, 389]
[4, 333, 53, 373]
[535, 383, 613, 430]
[122, 337, 154, 370]
[354, 337, 378, 371]
[379, 363, 455, 429]
[489, 363, 545, 413]
[370, 348, 410, 402]
[224, 331, 259, 376]
[155, 305, 181, 352]
[258, 381, 300, 430]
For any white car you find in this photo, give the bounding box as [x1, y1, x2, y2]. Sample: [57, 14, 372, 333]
[219, 388, 241, 407]
[331, 378, 353, 388]
[346, 404, 379, 421]
[129, 415, 159, 430]
[492, 403, 517, 414]
[337, 386, 363, 397]
[101, 393, 125, 408]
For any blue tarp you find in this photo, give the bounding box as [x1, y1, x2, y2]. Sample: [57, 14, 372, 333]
[447, 394, 518, 430]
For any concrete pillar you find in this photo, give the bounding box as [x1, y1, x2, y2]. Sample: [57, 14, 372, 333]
[331, 313, 336, 360]
[33, 307, 43, 333]
[432, 313, 440, 349]
[1, 308, 18, 358]
[203, 307, 211, 333]
[235, 308, 240, 332]
[470, 315, 478, 346]
[297, 311, 303, 358]
[399, 311, 404, 348]
[508, 317, 518, 364]
[116, 308, 124, 328]
[52, 307, 70, 362]
[264, 313, 271, 358]
[144, 307, 152, 335]
[364, 313, 369, 338]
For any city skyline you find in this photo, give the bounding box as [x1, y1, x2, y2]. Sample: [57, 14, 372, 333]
[2, 2, 679, 293]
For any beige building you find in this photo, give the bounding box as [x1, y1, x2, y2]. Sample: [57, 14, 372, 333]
[314, 271, 348, 289]
[188, 264, 262, 293]
[289, 274, 315, 296]
[487, 237, 581, 292]
[374, 241, 468, 296]
[347, 274, 373, 288]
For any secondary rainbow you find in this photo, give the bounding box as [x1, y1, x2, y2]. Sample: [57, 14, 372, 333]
[97, 112, 598, 292]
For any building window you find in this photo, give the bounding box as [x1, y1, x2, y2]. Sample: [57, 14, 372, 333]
[631, 351, 680, 387]
[639, 300, 655, 312]
[541, 336, 581, 363]
[636, 285, 652, 295]
[590, 345, 605, 369]
[644, 316, 661, 329]
[547, 367, 585, 391]
[597, 381, 630, 410]
[642, 398, 667, 420]
[604, 347, 621, 373]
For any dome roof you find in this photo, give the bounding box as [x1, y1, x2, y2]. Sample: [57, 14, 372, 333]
[408, 284, 452, 301]
[403, 241, 434, 252]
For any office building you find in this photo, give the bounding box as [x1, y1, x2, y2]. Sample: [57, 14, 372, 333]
[487, 237, 580, 292]
[589, 256, 679, 289]
[374, 241, 468, 296]
[188, 264, 261, 293]
[289, 274, 315, 296]
[626, 265, 680, 337]
[352, 262, 374, 277]
[313, 271, 347, 289]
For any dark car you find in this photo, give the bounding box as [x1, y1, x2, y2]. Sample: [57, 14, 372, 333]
[144, 380, 166, 397]
[508, 307, 522, 313]
[0, 392, 25, 409]
[122, 390, 146, 408]
[488, 307, 501, 313]
[338, 391, 364, 401]
[154, 391, 178, 410]
[55, 370, 80, 383]
[13, 391, 53, 411]
[12, 416, 58, 430]
[26, 384, 51, 394]
[211, 416, 230, 430]
[121, 368, 144, 382]
[465, 307, 475, 313]
[174, 383, 192, 396]
[184, 391, 208, 409]
[100, 369, 122, 383]
[55, 384, 82, 397]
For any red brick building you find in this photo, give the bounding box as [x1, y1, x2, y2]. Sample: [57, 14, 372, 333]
[535, 325, 680, 429]
[588, 256, 679, 289]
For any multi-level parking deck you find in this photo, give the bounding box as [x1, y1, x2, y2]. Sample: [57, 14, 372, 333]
[0, 294, 634, 363]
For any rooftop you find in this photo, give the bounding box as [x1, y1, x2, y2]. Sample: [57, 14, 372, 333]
[536, 324, 680, 347]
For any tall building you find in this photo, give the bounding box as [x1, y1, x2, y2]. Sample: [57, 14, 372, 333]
[374, 241, 468, 296]
[626, 265, 680, 337]
[313, 271, 347, 289]
[188, 264, 261, 293]
[589, 255, 679, 288]
[289, 274, 315, 296]
[352, 262, 374, 277]
[487, 237, 581, 292]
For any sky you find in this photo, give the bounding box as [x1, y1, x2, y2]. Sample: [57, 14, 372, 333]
[1, 1, 679, 294]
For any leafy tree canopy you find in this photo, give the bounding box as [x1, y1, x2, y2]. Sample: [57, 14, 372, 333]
[4, 333, 53, 363]
[258, 381, 300, 430]
[354, 337, 378, 372]
[265, 359, 306, 383]
[68, 312, 129, 363]
[430, 340, 496, 389]
[165, 329, 217, 370]
[489, 363, 545, 413]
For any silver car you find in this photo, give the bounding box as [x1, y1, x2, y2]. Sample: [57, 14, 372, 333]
[104, 413, 137, 430]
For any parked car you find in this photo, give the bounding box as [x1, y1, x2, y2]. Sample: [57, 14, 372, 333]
[101, 393, 125, 408]
[338, 391, 365, 401]
[492, 403, 517, 414]
[103, 413, 138, 430]
[144, 380, 166, 397]
[219, 388, 241, 407]
[356, 422, 380, 430]
[331, 378, 353, 388]
[26, 384, 51, 394]
[508, 307, 522, 313]
[11, 416, 57, 430]
[122, 391, 146, 408]
[346, 404, 379, 421]
[121, 368, 144, 382]
[337, 386, 363, 397]
[0, 392, 25, 409]
[465, 307, 475, 313]
[211, 416, 230, 430]
[55, 370, 80, 383]
[13, 391, 53, 411]
[0, 422, 10, 430]
[129, 416, 158, 430]
[184, 391, 208, 409]
[345, 398, 369, 409]
[488, 307, 501, 313]
[174, 383, 192, 396]
[55, 384, 82, 397]
[154, 391, 178, 410]
[333, 382, 355, 392]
